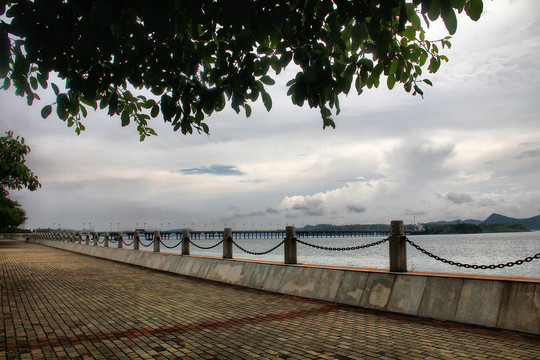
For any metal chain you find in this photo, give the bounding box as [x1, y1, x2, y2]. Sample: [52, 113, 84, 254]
[159, 239, 182, 249]
[231, 239, 285, 255]
[138, 239, 153, 247]
[122, 240, 135, 247]
[296, 237, 390, 251]
[96, 238, 105, 244]
[188, 239, 224, 249]
[405, 237, 540, 269]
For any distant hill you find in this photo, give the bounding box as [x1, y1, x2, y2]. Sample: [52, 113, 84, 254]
[426, 219, 482, 226]
[483, 213, 540, 230]
[426, 213, 540, 231]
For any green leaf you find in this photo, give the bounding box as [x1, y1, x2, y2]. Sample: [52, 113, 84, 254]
[466, 0, 483, 21]
[37, 73, 47, 89]
[260, 75, 275, 85]
[261, 91, 272, 111]
[150, 104, 160, 118]
[51, 83, 60, 96]
[245, 104, 252, 118]
[201, 123, 209, 134]
[387, 74, 396, 90]
[79, 104, 88, 117]
[423, 79, 433, 86]
[2, 78, 10, 90]
[414, 84, 424, 97]
[443, 8, 457, 35]
[41, 105, 52, 119]
[428, 0, 441, 21]
[56, 94, 69, 120]
[121, 110, 130, 126]
[30, 77, 38, 90]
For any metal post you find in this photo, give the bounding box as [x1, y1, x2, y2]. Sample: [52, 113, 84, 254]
[85, 232, 90, 245]
[223, 228, 233, 259]
[284, 225, 297, 264]
[153, 230, 161, 252]
[182, 229, 190, 255]
[389, 220, 407, 272]
[93, 232, 99, 246]
[104, 232, 109, 247]
[134, 230, 140, 250]
[117, 232, 123, 249]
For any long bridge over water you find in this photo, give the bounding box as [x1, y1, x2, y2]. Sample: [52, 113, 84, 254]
[125, 228, 426, 240]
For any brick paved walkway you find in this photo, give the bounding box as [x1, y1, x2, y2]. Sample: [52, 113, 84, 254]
[1, 239, 539, 359]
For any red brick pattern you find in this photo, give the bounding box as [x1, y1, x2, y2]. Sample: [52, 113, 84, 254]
[1, 239, 539, 359]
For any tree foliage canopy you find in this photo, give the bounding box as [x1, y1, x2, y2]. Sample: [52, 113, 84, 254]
[1, 0, 483, 140]
[0, 131, 39, 229]
[0, 131, 40, 195]
[0, 193, 27, 229]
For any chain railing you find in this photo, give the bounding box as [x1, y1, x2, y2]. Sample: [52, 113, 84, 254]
[231, 239, 285, 255]
[33, 223, 539, 274]
[122, 239, 135, 247]
[159, 238, 182, 249]
[138, 238, 153, 247]
[188, 239, 224, 250]
[405, 237, 540, 270]
[296, 237, 390, 252]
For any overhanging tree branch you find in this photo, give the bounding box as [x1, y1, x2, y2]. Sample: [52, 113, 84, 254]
[0, 0, 484, 140]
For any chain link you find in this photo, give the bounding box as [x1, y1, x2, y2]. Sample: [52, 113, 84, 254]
[122, 239, 135, 247]
[405, 237, 540, 269]
[188, 239, 224, 249]
[159, 239, 182, 249]
[138, 239, 153, 247]
[231, 239, 285, 255]
[296, 237, 390, 251]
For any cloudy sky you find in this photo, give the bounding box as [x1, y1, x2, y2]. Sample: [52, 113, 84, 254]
[2, 0, 540, 231]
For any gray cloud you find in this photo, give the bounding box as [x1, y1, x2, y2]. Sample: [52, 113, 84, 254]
[178, 165, 244, 176]
[290, 199, 325, 216]
[403, 208, 427, 216]
[514, 149, 540, 160]
[478, 198, 497, 207]
[347, 205, 366, 213]
[445, 192, 473, 204]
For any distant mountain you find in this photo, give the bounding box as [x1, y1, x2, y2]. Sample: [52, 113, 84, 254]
[425, 219, 482, 226]
[483, 213, 540, 230]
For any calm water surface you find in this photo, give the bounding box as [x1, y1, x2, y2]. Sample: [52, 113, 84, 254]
[136, 231, 540, 278]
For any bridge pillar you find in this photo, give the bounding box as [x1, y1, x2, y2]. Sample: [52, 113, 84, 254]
[153, 231, 161, 252]
[284, 226, 297, 264]
[389, 220, 407, 272]
[134, 231, 140, 250]
[182, 229, 190, 255]
[117, 232, 123, 249]
[223, 228, 233, 259]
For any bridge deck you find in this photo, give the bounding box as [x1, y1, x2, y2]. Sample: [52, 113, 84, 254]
[1, 239, 538, 359]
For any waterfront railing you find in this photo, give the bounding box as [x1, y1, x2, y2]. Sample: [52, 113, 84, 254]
[32, 221, 540, 273]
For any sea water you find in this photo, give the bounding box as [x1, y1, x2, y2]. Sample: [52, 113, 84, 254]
[135, 231, 540, 278]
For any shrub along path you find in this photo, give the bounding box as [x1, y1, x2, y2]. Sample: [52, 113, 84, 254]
[1, 238, 539, 359]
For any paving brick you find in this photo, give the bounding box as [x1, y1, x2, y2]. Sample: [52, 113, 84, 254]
[1, 239, 539, 359]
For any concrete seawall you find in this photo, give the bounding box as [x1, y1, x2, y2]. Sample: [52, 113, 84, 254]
[31, 238, 540, 335]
